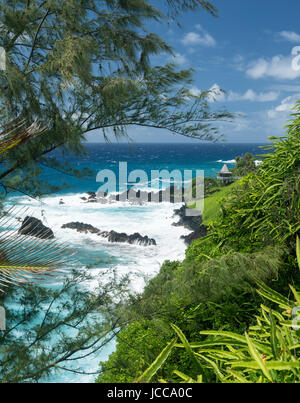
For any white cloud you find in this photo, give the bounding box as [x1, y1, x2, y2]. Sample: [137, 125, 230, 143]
[215, 92, 300, 142]
[279, 31, 300, 43]
[190, 85, 279, 104]
[181, 25, 216, 47]
[228, 89, 279, 102]
[207, 83, 225, 102]
[246, 55, 300, 80]
[253, 95, 300, 139]
[171, 52, 188, 65]
[267, 94, 300, 118]
[188, 83, 225, 102]
[189, 86, 202, 97]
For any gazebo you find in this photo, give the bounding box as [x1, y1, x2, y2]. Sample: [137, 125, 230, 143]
[217, 164, 233, 182]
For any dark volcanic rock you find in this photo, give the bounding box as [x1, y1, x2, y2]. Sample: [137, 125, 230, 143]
[112, 186, 184, 204]
[100, 230, 156, 246]
[181, 226, 207, 245]
[61, 222, 100, 234]
[61, 222, 156, 246]
[18, 216, 55, 239]
[173, 204, 207, 245]
[85, 191, 108, 203]
[83, 186, 185, 204]
[86, 191, 98, 201]
[173, 204, 203, 231]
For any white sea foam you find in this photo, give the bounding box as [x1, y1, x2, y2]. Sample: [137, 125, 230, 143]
[217, 159, 263, 167]
[6, 192, 190, 292]
[217, 159, 236, 164]
[5, 192, 191, 382]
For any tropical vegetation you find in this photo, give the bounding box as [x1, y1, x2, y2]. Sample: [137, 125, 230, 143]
[0, 0, 235, 382]
[0, 0, 299, 384]
[96, 103, 300, 383]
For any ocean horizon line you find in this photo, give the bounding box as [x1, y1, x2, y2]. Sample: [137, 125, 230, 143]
[82, 141, 273, 145]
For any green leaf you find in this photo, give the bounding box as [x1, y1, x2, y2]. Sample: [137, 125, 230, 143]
[289, 285, 300, 306]
[232, 361, 300, 371]
[269, 311, 279, 360]
[137, 338, 176, 383]
[245, 332, 272, 382]
[256, 282, 291, 309]
[226, 368, 251, 383]
[171, 323, 206, 376]
[195, 353, 225, 382]
[200, 331, 272, 355]
[296, 235, 300, 270]
[173, 370, 197, 383]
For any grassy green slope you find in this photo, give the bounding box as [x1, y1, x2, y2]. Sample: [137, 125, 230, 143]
[202, 182, 238, 225]
[187, 181, 239, 225]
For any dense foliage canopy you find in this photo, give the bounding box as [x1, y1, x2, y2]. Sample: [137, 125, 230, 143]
[0, 0, 232, 197]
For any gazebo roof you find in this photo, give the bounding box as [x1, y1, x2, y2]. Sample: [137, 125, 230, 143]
[219, 164, 232, 175]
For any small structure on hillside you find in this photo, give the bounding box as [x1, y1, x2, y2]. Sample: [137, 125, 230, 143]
[217, 164, 233, 182]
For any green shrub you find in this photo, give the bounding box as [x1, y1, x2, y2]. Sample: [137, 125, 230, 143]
[97, 105, 300, 383]
[141, 280, 300, 383]
[96, 320, 168, 383]
[233, 152, 257, 177]
[137, 237, 300, 383]
[211, 108, 300, 252]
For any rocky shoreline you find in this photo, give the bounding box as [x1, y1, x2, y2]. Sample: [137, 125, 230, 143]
[61, 222, 157, 246]
[76, 186, 189, 205]
[18, 192, 207, 247]
[18, 216, 55, 239]
[172, 205, 207, 245]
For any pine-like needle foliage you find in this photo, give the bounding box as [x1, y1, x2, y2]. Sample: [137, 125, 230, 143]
[0, 0, 232, 195]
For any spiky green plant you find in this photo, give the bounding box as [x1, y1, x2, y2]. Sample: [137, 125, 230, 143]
[139, 237, 300, 383]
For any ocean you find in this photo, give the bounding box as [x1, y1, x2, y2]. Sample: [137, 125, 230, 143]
[4, 142, 270, 382]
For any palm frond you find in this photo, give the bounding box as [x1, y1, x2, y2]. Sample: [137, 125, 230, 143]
[0, 115, 73, 292]
[0, 207, 76, 293]
[0, 115, 46, 154]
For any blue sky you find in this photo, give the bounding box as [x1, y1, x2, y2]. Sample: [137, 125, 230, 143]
[86, 0, 300, 143]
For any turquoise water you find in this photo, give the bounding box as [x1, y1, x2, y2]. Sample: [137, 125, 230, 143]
[42, 142, 268, 193]
[5, 142, 270, 382]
